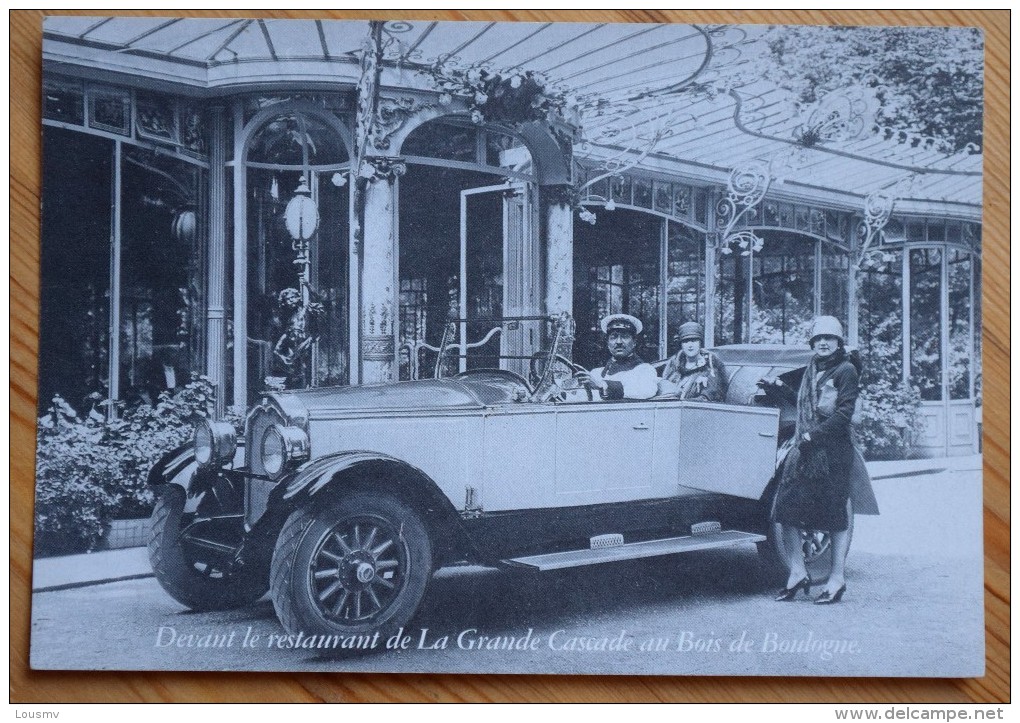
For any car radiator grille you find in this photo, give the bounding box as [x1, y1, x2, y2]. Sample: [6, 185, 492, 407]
[246, 406, 286, 477]
[244, 406, 287, 525]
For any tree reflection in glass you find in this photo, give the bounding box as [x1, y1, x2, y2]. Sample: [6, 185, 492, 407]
[909, 248, 943, 401]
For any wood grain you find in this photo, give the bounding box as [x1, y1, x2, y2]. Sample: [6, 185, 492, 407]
[10, 9, 1009, 703]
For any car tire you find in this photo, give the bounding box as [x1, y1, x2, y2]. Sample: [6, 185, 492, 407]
[270, 492, 433, 641]
[758, 498, 854, 586]
[148, 485, 269, 611]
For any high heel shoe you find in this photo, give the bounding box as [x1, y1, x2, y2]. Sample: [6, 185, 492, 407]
[775, 576, 812, 601]
[814, 584, 847, 605]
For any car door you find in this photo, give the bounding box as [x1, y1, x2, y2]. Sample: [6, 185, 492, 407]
[552, 401, 656, 505]
[666, 401, 780, 500]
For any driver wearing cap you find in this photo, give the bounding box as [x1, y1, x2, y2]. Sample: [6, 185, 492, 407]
[575, 314, 659, 401]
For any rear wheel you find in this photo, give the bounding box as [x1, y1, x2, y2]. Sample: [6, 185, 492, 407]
[270, 492, 433, 640]
[148, 485, 268, 610]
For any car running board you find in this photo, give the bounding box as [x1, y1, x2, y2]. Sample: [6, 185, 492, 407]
[502, 530, 766, 572]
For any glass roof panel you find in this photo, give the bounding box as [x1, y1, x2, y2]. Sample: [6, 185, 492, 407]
[127, 19, 240, 56]
[41, 17, 983, 209]
[262, 20, 328, 60]
[318, 19, 372, 58]
[42, 16, 109, 37]
[211, 20, 270, 64]
[75, 17, 166, 44]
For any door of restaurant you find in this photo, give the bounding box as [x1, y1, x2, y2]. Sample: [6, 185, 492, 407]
[457, 183, 539, 377]
[908, 247, 977, 457]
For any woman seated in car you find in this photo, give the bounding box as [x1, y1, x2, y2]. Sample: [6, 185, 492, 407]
[657, 322, 728, 402]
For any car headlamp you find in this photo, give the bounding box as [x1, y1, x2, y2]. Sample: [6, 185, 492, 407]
[260, 424, 309, 478]
[194, 419, 237, 468]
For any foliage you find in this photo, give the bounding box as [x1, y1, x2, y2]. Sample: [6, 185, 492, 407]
[34, 377, 230, 556]
[762, 25, 984, 153]
[34, 397, 120, 556]
[422, 64, 569, 126]
[854, 377, 922, 461]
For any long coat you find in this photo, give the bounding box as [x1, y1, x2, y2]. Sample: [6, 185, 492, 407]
[771, 350, 860, 532]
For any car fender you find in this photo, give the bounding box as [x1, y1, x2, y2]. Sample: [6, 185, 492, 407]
[147, 444, 199, 492]
[282, 450, 477, 563]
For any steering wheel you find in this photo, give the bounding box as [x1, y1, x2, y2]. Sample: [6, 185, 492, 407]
[530, 351, 594, 402]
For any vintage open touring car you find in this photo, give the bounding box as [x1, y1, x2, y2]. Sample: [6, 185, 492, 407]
[147, 314, 876, 640]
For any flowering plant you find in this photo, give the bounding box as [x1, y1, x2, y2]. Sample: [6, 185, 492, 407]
[34, 378, 237, 555]
[422, 63, 570, 126]
[854, 378, 922, 460]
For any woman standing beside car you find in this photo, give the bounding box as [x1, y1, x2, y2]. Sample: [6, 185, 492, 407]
[769, 316, 860, 604]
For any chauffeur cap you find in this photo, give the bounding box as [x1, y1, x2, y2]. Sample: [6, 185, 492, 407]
[600, 313, 643, 336]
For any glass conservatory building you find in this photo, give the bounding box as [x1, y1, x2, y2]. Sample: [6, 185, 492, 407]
[40, 18, 982, 457]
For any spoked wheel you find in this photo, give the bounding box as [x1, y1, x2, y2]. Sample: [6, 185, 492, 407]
[309, 515, 408, 623]
[270, 492, 432, 639]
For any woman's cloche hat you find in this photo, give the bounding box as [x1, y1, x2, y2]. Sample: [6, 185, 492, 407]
[809, 316, 845, 345]
[677, 321, 704, 342]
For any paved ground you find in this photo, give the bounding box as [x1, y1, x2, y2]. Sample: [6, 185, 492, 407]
[29, 460, 985, 676]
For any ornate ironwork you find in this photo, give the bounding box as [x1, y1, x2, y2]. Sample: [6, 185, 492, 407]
[628, 25, 757, 102]
[792, 84, 878, 147]
[729, 89, 982, 177]
[715, 160, 771, 255]
[363, 334, 396, 361]
[370, 96, 435, 151]
[853, 188, 897, 271]
[576, 109, 699, 203]
[359, 156, 407, 182]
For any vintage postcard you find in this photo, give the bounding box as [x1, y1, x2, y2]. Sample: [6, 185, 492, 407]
[32, 17, 984, 676]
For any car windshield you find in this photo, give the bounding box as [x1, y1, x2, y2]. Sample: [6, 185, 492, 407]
[402, 313, 577, 401]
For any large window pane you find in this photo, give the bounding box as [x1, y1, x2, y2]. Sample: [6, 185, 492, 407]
[311, 174, 350, 387]
[247, 168, 349, 395]
[858, 249, 903, 386]
[665, 221, 705, 356]
[402, 120, 478, 163]
[463, 192, 504, 370]
[716, 253, 749, 346]
[120, 147, 206, 406]
[909, 248, 943, 401]
[248, 113, 346, 166]
[244, 109, 350, 398]
[573, 210, 661, 366]
[39, 128, 112, 412]
[750, 232, 816, 344]
[947, 250, 972, 400]
[820, 241, 849, 329]
[973, 253, 982, 404]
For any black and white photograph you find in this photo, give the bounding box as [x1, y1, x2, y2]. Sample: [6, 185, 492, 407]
[31, 16, 985, 677]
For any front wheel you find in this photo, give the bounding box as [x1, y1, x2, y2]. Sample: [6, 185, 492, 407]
[758, 498, 854, 586]
[270, 492, 433, 639]
[148, 485, 269, 611]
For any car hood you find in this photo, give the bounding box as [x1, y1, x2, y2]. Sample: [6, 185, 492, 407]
[273, 378, 497, 417]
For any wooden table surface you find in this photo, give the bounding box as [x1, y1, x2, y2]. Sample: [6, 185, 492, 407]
[10, 9, 1009, 704]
